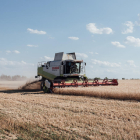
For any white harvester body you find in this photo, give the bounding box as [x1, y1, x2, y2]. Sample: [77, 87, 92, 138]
[36, 52, 118, 92]
[37, 52, 86, 80]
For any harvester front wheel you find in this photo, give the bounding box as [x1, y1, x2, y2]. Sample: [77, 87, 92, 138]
[41, 81, 44, 90]
[41, 80, 52, 93]
[43, 86, 49, 93]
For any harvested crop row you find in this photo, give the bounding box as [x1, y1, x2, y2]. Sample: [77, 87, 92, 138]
[53, 80, 140, 101]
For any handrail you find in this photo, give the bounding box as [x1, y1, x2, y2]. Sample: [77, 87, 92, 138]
[37, 61, 46, 67]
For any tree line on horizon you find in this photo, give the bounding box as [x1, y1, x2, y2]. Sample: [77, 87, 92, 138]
[0, 74, 27, 81]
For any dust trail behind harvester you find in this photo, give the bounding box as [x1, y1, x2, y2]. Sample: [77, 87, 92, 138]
[19, 80, 41, 90]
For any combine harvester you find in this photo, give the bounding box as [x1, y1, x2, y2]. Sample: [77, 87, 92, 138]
[35, 52, 118, 92]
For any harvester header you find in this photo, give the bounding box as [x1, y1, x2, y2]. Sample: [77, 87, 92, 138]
[35, 52, 118, 92]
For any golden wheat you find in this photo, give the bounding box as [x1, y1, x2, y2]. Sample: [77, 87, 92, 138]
[53, 80, 140, 101]
[0, 80, 140, 139]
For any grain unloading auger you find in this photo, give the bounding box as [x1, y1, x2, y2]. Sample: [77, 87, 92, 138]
[35, 52, 118, 93]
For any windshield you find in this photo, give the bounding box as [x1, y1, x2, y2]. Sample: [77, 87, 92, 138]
[65, 62, 81, 74]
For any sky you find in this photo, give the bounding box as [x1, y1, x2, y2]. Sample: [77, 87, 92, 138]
[0, 0, 140, 79]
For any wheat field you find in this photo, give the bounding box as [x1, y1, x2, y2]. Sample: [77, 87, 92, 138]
[0, 80, 140, 139]
[54, 80, 140, 101]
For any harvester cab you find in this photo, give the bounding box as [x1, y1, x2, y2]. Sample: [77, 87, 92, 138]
[35, 52, 118, 92]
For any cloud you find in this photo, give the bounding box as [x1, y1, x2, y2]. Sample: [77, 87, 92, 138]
[122, 21, 134, 34]
[27, 28, 46, 34]
[91, 59, 121, 67]
[13, 50, 20, 54]
[0, 58, 34, 66]
[48, 36, 54, 39]
[106, 69, 116, 73]
[135, 14, 140, 26]
[111, 41, 126, 48]
[21, 61, 26, 64]
[89, 52, 98, 55]
[135, 22, 140, 26]
[6, 50, 11, 54]
[27, 44, 38, 47]
[89, 52, 93, 54]
[76, 53, 88, 58]
[138, 14, 140, 20]
[125, 36, 140, 47]
[127, 60, 136, 67]
[68, 37, 79, 40]
[6, 50, 20, 54]
[86, 23, 113, 34]
[0, 58, 14, 65]
[46, 34, 54, 39]
[42, 56, 53, 61]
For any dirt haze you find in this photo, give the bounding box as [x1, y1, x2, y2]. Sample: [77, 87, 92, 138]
[0, 81, 27, 90]
[19, 80, 41, 90]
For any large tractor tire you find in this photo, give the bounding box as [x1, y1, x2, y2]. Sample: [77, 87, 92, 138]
[40, 81, 44, 90]
[40, 80, 53, 93]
